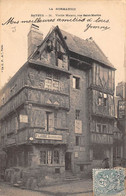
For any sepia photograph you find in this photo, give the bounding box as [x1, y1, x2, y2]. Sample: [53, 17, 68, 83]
[0, 0, 126, 195]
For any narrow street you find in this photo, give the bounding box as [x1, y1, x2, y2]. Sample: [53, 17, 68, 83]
[0, 179, 93, 196]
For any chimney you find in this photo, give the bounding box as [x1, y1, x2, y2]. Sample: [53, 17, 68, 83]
[27, 24, 43, 59]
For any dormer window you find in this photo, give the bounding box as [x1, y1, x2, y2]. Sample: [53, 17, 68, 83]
[47, 40, 53, 52]
[57, 41, 64, 60]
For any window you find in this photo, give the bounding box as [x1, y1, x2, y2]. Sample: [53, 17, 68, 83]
[103, 94, 107, 106]
[47, 150, 53, 164]
[76, 136, 80, 146]
[45, 79, 52, 90]
[54, 150, 59, 164]
[53, 80, 59, 91]
[96, 124, 107, 133]
[40, 151, 46, 164]
[47, 40, 53, 52]
[96, 124, 102, 133]
[45, 73, 60, 91]
[98, 97, 102, 106]
[40, 150, 60, 165]
[73, 76, 80, 89]
[46, 112, 54, 132]
[75, 110, 80, 120]
[103, 125, 107, 133]
[98, 93, 107, 106]
[57, 41, 64, 60]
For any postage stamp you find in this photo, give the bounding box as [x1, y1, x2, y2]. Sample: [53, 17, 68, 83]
[93, 168, 126, 196]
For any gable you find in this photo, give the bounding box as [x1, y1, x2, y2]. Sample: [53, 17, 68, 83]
[32, 27, 69, 71]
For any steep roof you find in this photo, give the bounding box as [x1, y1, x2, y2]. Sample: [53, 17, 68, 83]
[32, 25, 115, 69]
[60, 29, 115, 69]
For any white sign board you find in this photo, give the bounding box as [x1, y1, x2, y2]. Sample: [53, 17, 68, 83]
[75, 120, 82, 133]
[35, 133, 62, 140]
[19, 115, 28, 123]
[75, 152, 78, 158]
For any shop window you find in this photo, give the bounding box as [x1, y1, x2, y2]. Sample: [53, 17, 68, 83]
[76, 136, 80, 146]
[47, 150, 53, 164]
[40, 150, 60, 165]
[73, 76, 80, 89]
[54, 150, 59, 164]
[40, 151, 46, 164]
[75, 110, 80, 120]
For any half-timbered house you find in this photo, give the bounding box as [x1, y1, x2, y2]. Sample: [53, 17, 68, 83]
[0, 24, 118, 180]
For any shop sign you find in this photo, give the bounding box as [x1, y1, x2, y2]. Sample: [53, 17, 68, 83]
[19, 115, 28, 123]
[91, 133, 113, 144]
[35, 133, 62, 140]
[75, 152, 78, 158]
[80, 147, 85, 151]
[75, 120, 82, 133]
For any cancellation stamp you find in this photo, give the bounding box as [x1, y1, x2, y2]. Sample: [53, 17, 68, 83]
[93, 168, 126, 196]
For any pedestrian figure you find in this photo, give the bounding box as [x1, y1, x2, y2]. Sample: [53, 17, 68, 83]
[102, 157, 109, 168]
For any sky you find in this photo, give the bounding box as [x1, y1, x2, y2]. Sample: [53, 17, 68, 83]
[0, 0, 126, 89]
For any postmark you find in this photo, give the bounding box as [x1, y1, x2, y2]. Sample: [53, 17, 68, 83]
[93, 168, 126, 196]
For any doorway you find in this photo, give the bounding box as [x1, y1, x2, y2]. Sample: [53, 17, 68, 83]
[65, 152, 71, 170]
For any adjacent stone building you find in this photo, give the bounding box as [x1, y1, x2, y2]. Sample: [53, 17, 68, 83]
[115, 82, 126, 162]
[0, 25, 118, 178]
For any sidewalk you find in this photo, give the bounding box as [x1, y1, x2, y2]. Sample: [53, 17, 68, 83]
[38, 179, 93, 196]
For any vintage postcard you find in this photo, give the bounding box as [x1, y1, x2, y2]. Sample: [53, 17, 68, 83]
[0, 0, 126, 195]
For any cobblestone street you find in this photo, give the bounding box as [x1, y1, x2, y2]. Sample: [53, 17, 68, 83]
[0, 179, 93, 196]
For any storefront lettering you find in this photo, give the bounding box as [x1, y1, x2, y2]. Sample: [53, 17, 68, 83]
[91, 133, 113, 144]
[35, 133, 62, 140]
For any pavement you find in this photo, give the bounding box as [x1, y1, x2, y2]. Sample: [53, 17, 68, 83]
[0, 179, 93, 196]
[38, 179, 93, 196]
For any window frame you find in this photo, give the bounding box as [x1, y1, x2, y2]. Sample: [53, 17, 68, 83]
[40, 151, 46, 164]
[75, 136, 80, 146]
[45, 72, 60, 91]
[73, 76, 80, 89]
[96, 123, 108, 133]
[75, 110, 80, 120]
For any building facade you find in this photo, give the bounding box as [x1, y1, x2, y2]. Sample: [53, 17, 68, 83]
[115, 82, 126, 162]
[0, 25, 117, 179]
